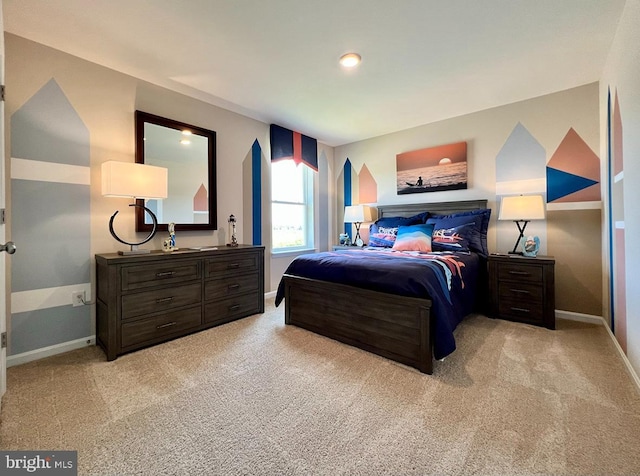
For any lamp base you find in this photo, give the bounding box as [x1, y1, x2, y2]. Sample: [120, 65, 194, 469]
[118, 245, 152, 255]
[508, 250, 524, 256]
[109, 204, 158, 255]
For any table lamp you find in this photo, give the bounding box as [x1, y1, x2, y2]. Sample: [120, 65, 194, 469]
[102, 161, 168, 255]
[344, 204, 374, 247]
[498, 194, 545, 255]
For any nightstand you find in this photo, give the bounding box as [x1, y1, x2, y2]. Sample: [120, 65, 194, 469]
[487, 254, 555, 329]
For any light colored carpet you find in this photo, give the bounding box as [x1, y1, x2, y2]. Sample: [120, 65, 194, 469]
[2, 297, 640, 475]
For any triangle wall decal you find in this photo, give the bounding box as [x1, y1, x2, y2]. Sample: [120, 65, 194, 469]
[547, 167, 598, 202]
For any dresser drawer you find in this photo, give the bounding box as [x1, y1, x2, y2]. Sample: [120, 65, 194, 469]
[498, 299, 544, 323]
[204, 274, 259, 301]
[204, 293, 262, 325]
[498, 281, 543, 302]
[121, 306, 202, 349]
[122, 282, 202, 319]
[205, 253, 259, 278]
[498, 263, 542, 283]
[121, 260, 201, 291]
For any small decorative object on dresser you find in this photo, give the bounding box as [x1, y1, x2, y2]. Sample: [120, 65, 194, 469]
[522, 235, 540, 257]
[227, 214, 238, 247]
[95, 245, 264, 360]
[488, 254, 555, 329]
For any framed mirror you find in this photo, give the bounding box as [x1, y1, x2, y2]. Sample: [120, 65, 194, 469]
[135, 111, 217, 232]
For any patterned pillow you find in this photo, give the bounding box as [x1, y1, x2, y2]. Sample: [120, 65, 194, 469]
[391, 224, 435, 252]
[368, 225, 399, 247]
[426, 215, 483, 253]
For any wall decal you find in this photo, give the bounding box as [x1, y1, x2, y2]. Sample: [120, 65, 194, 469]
[358, 164, 377, 204]
[495, 122, 547, 254]
[396, 142, 467, 194]
[547, 168, 598, 202]
[608, 88, 625, 349]
[10, 78, 91, 355]
[496, 122, 546, 186]
[341, 159, 355, 236]
[251, 139, 262, 245]
[547, 128, 600, 203]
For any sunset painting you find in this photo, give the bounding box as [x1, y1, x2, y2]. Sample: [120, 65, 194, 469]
[396, 141, 467, 195]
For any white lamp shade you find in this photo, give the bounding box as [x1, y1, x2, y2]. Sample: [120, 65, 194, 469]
[499, 195, 545, 221]
[102, 161, 168, 200]
[344, 204, 374, 223]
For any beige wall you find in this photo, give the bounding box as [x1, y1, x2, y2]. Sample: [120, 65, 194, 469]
[334, 83, 603, 316]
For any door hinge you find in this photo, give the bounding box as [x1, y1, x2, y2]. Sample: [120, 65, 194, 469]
[1, 85, 4, 101]
[0, 209, 5, 224]
[1, 332, 6, 349]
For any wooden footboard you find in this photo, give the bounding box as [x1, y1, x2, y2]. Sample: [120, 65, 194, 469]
[283, 274, 434, 374]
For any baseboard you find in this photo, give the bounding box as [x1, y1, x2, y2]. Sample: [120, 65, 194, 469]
[555, 309, 602, 324]
[7, 336, 96, 368]
[265, 290, 277, 299]
[556, 309, 640, 393]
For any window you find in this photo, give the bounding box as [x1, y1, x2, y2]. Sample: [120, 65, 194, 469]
[271, 160, 314, 251]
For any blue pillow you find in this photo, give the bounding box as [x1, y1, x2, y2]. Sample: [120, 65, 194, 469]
[391, 224, 435, 252]
[441, 209, 491, 255]
[374, 211, 429, 229]
[426, 214, 484, 254]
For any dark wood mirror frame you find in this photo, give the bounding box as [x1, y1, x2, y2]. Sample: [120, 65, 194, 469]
[135, 110, 217, 232]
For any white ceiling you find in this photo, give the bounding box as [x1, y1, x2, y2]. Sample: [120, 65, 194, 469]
[3, 0, 626, 146]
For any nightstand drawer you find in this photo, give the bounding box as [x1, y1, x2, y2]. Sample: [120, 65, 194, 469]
[498, 299, 544, 323]
[122, 282, 202, 319]
[498, 263, 542, 283]
[498, 282, 543, 302]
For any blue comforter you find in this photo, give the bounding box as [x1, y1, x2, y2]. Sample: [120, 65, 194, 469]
[275, 248, 482, 360]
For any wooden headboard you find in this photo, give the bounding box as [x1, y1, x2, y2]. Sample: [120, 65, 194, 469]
[377, 199, 488, 219]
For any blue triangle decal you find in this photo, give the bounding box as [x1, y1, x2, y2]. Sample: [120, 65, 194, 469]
[547, 167, 598, 202]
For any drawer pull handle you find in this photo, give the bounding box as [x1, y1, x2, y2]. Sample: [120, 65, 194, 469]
[156, 296, 174, 304]
[229, 304, 241, 311]
[156, 271, 175, 278]
[510, 307, 530, 313]
[227, 263, 240, 269]
[156, 321, 177, 329]
[508, 270, 530, 276]
[228, 284, 240, 290]
[510, 289, 531, 295]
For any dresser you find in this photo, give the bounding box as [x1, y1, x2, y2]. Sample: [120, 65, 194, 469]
[96, 245, 264, 360]
[487, 254, 555, 329]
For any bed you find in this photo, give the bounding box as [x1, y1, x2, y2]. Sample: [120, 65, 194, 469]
[275, 199, 489, 374]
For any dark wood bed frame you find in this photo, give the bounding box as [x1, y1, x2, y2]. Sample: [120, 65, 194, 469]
[283, 199, 488, 375]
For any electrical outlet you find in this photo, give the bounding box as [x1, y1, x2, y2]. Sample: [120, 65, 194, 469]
[72, 291, 86, 307]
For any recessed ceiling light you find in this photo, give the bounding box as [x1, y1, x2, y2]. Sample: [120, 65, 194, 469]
[339, 53, 361, 68]
[182, 130, 192, 136]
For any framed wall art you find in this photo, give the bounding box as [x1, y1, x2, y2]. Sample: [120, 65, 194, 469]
[396, 141, 467, 195]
